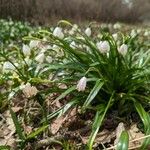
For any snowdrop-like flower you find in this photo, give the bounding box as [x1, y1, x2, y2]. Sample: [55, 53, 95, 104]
[70, 41, 76, 49]
[3, 62, 15, 71]
[46, 56, 53, 63]
[22, 83, 38, 98]
[113, 23, 121, 29]
[23, 44, 31, 56]
[85, 27, 92, 37]
[24, 57, 32, 66]
[29, 40, 39, 48]
[130, 29, 137, 37]
[76, 77, 87, 92]
[53, 27, 64, 39]
[112, 33, 118, 41]
[118, 44, 128, 56]
[35, 53, 45, 63]
[96, 41, 110, 54]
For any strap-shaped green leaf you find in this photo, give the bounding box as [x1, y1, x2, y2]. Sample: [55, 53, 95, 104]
[27, 125, 49, 140]
[9, 108, 25, 141]
[82, 79, 104, 110]
[116, 131, 129, 150]
[134, 102, 150, 149]
[88, 92, 114, 150]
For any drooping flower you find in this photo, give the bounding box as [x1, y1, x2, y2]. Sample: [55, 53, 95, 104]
[22, 44, 31, 56]
[35, 53, 45, 63]
[70, 41, 76, 49]
[85, 27, 92, 37]
[112, 33, 118, 41]
[96, 41, 110, 54]
[3, 62, 15, 71]
[29, 40, 39, 48]
[22, 83, 38, 98]
[118, 44, 128, 56]
[76, 77, 87, 92]
[53, 27, 64, 39]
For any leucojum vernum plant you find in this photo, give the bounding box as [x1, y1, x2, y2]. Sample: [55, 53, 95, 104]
[0, 20, 150, 149]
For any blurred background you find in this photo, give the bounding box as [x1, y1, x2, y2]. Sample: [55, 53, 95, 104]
[0, 0, 150, 25]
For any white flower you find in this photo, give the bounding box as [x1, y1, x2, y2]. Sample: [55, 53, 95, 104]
[29, 40, 39, 48]
[23, 44, 31, 56]
[53, 27, 64, 39]
[130, 29, 137, 37]
[113, 23, 121, 29]
[96, 41, 110, 54]
[22, 83, 38, 98]
[70, 41, 76, 49]
[118, 44, 128, 56]
[76, 77, 87, 92]
[46, 56, 53, 63]
[35, 53, 45, 63]
[85, 27, 91, 37]
[3, 62, 15, 71]
[112, 33, 118, 41]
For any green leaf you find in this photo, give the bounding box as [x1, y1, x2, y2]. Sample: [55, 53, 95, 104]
[82, 79, 104, 110]
[9, 108, 25, 141]
[41, 99, 79, 124]
[27, 125, 49, 140]
[57, 20, 73, 27]
[116, 131, 129, 150]
[88, 92, 114, 150]
[55, 85, 76, 102]
[134, 102, 150, 149]
[0, 146, 10, 150]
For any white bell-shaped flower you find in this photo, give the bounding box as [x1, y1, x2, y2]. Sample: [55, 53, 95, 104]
[70, 41, 76, 49]
[118, 44, 128, 56]
[29, 40, 39, 48]
[53, 27, 64, 39]
[35, 53, 45, 63]
[85, 27, 92, 37]
[3, 62, 15, 71]
[76, 77, 87, 92]
[112, 33, 118, 41]
[23, 44, 31, 56]
[96, 41, 110, 54]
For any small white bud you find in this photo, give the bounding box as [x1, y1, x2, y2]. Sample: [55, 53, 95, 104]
[23, 44, 31, 56]
[29, 40, 39, 48]
[85, 27, 92, 37]
[96, 41, 110, 54]
[3, 62, 15, 71]
[70, 41, 76, 49]
[46, 56, 53, 63]
[35, 53, 45, 63]
[53, 27, 64, 39]
[76, 77, 87, 92]
[112, 33, 118, 41]
[118, 44, 128, 56]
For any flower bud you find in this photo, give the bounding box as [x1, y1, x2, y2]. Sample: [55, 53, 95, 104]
[3, 62, 15, 71]
[118, 44, 128, 56]
[35, 53, 45, 63]
[53, 27, 64, 39]
[76, 77, 87, 92]
[29, 40, 39, 48]
[85, 27, 91, 37]
[23, 44, 31, 56]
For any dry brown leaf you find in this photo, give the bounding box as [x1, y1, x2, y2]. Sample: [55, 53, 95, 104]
[51, 116, 67, 134]
[11, 106, 23, 112]
[114, 122, 125, 145]
[128, 124, 144, 147]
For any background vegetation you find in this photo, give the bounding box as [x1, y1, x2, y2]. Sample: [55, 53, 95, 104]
[0, 0, 150, 24]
